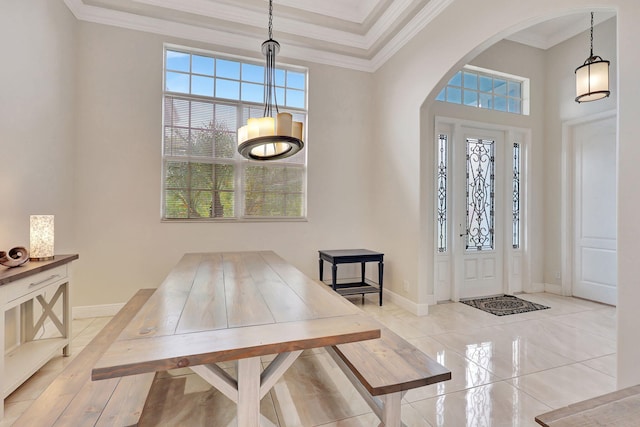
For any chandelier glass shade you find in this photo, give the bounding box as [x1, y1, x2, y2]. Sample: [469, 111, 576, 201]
[575, 12, 610, 103]
[237, 2, 304, 160]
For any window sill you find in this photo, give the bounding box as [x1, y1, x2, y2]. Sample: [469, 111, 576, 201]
[161, 217, 308, 224]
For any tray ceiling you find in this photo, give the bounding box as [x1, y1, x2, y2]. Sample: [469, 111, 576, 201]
[63, 0, 615, 72]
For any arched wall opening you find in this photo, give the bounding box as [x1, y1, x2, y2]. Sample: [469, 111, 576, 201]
[419, 11, 617, 305]
[368, 0, 640, 388]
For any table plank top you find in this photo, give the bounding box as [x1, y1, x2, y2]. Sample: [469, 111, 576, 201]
[535, 384, 640, 427]
[92, 251, 381, 381]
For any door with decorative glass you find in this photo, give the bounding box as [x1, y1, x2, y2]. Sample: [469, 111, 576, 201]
[455, 128, 505, 299]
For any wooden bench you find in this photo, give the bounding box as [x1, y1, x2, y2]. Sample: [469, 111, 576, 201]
[326, 325, 451, 427]
[12, 289, 156, 427]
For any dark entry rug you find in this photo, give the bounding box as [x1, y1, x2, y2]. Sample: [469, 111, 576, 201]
[460, 294, 549, 316]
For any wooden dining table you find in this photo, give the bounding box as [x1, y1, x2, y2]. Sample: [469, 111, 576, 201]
[92, 251, 381, 426]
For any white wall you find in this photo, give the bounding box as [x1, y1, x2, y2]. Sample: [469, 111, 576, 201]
[371, 0, 640, 388]
[72, 22, 374, 306]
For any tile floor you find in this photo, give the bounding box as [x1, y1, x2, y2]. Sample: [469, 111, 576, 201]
[1, 292, 616, 426]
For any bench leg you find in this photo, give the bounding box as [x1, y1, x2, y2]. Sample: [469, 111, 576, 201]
[326, 347, 406, 427]
[380, 392, 402, 427]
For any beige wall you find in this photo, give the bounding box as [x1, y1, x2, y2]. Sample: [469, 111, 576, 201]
[0, 0, 77, 349]
[543, 17, 617, 288]
[4, 0, 640, 387]
[72, 23, 374, 306]
[0, 0, 77, 253]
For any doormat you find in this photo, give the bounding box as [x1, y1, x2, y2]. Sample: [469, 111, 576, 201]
[460, 294, 549, 316]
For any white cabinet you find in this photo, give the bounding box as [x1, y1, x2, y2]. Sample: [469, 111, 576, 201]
[0, 254, 78, 419]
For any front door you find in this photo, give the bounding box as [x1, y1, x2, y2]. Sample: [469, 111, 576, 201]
[455, 128, 505, 299]
[572, 115, 617, 305]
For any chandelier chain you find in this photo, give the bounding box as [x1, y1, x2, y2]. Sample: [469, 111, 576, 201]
[268, 0, 274, 40]
[590, 11, 594, 57]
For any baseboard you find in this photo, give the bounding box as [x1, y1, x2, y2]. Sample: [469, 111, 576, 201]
[544, 282, 563, 295]
[73, 303, 125, 319]
[383, 288, 430, 316]
[528, 282, 545, 293]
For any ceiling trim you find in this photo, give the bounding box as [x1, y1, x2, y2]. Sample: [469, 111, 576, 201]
[63, 0, 454, 72]
[64, 0, 374, 71]
[275, 0, 379, 24]
[506, 12, 615, 50]
[370, 0, 454, 70]
[131, 0, 421, 52]
[131, 0, 369, 49]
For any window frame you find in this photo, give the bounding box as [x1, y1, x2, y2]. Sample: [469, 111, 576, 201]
[161, 44, 309, 222]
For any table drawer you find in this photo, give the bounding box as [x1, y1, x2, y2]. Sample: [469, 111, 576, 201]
[5, 265, 68, 303]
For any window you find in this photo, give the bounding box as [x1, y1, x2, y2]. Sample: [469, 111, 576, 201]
[162, 47, 307, 220]
[436, 66, 529, 115]
[437, 134, 448, 253]
[512, 142, 520, 249]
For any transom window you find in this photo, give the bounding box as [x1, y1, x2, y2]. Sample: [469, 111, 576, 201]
[162, 46, 308, 220]
[436, 66, 529, 115]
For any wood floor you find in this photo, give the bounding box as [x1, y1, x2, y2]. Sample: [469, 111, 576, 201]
[1, 292, 616, 426]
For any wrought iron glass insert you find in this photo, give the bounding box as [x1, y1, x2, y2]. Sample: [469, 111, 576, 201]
[466, 138, 495, 251]
[512, 143, 520, 249]
[437, 134, 448, 252]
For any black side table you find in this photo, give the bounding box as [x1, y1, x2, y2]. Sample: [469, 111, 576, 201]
[318, 249, 384, 306]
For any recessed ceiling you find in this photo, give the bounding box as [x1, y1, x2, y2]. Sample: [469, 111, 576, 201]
[63, 0, 615, 72]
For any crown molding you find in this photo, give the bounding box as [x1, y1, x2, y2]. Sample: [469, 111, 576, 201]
[132, 0, 368, 49]
[506, 12, 616, 50]
[63, 0, 452, 72]
[276, 0, 379, 24]
[370, 0, 454, 71]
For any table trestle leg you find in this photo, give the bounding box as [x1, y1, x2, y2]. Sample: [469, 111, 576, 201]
[237, 357, 262, 427]
[190, 350, 304, 426]
[259, 350, 303, 399]
[190, 363, 239, 403]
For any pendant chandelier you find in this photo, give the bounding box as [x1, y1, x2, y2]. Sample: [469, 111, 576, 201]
[575, 12, 610, 103]
[237, 0, 304, 160]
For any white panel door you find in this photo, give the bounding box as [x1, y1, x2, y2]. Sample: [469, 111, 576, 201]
[455, 128, 504, 299]
[573, 116, 617, 305]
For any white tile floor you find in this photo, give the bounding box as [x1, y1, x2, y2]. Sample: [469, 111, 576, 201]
[1, 292, 616, 426]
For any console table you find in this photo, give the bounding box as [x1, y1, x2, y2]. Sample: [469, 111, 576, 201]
[318, 249, 384, 305]
[0, 254, 78, 419]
